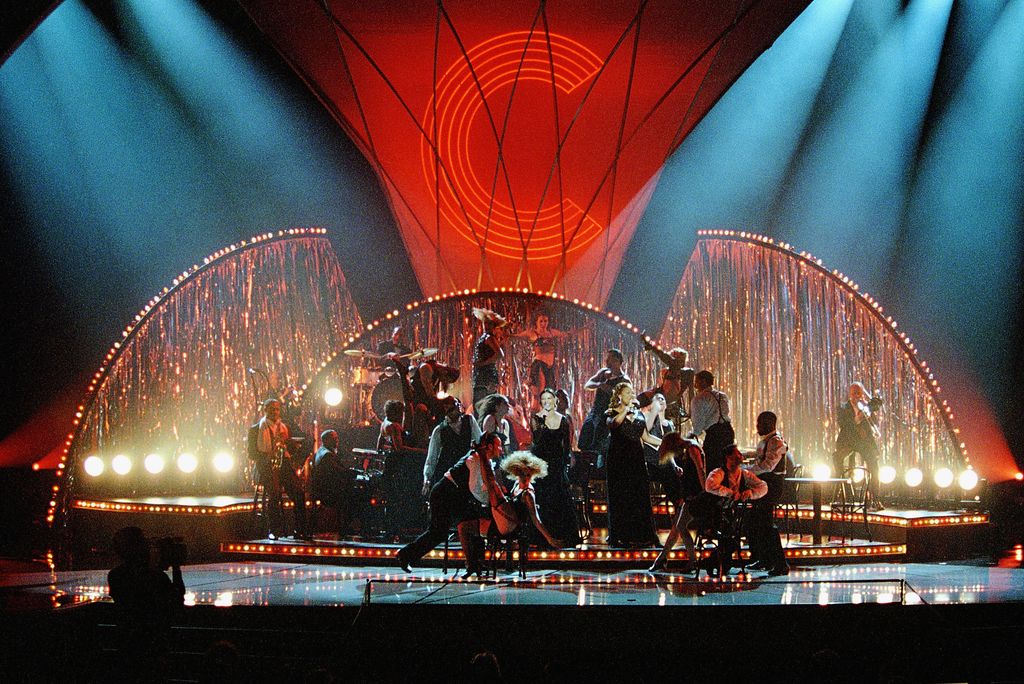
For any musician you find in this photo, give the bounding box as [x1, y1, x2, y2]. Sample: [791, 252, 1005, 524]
[832, 382, 884, 509]
[378, 400, 426, 540]
[377, 325, 412, 369]
[638, 347, 695, 430]
[397, 432, 507, 576]
[310, 429, 356, 537]
[423, 398, 482, 494]
[471, 307, 509, 406]
[578, 349, 629, 465]
[741, 411, 790, 576]
[513, 309, 569, 410]
[688, 370, 734, 474]
[247, 398, 307, 539]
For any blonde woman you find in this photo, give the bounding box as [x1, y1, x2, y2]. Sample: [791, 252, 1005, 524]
[605, 382, 661, 547]
[500, 451, 561, 549]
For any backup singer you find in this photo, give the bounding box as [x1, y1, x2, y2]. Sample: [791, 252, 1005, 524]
[688, 370, 734, 474]
[641, 393, 682, 504]
[741, 411, 790, 576]
[605, 382, 661, 547]
[529, 389, 581, 547]
[471, 307, 508, 406]
[247, 398, 307, 539]
[397, 432, 506, 576]
[832, 382, 884, 509]
[578, 349, 629, 464]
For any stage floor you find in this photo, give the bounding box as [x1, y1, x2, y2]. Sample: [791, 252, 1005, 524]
[4, 559, 1022, 609]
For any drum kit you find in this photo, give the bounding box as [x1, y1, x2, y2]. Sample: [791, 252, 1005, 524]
[343, 347, 439, 424]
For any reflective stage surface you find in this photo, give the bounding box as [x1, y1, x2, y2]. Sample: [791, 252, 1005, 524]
[3, 560, 1022, 609]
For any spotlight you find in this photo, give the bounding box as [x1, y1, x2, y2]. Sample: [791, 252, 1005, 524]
[851, 467, 866, 484]
[879, 465, 897, 485]
[958, 469, 979, 491]
[1016, 472, 1023, 482]
[324, 387, 343, 407]
[83, 456, 104, 477]
[933, 467, 954, 489]
[144, 453, 165, 475]
[811, 463, 832, 481]
[111, 454, 132, 476]
[905, 467, 924, 488]
[177, 452, 198, 474]
[212, 451, 234, 473]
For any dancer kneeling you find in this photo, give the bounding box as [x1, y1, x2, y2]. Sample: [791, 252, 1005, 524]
[648, 432, 707, 572]
[397, 432, 506, 577]
[499, 452, 562, 550]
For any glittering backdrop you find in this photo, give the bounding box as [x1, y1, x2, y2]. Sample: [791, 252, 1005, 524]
[60, 232, 362, 515]
[661, 233, 964, 473]
[302, 292, 663, 431]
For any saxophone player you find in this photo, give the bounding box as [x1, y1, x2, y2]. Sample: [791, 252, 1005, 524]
[248, 398, 308, 538]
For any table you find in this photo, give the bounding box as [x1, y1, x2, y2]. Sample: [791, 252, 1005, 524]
[786, 477, 850, 545]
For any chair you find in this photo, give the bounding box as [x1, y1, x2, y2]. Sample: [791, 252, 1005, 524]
[831, 466, 871, 542]
[691, 499, 748, 578]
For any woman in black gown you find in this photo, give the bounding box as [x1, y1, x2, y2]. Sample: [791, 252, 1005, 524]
[605, 382, 662, 547]
[530, 388, 580, 547]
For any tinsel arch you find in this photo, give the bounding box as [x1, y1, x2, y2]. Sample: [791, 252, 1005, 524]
[53, 229, 362, 524]
[661, 231, 965, 473]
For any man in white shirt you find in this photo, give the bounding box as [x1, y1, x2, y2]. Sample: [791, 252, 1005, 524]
[742, 411, 790, 575]
[688, 370, 735, 474]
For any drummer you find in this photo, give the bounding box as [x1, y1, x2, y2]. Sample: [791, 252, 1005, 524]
[377, 325, 413, 375]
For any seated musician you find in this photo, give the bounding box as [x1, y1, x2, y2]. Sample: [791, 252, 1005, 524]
[310, 429, 357, 538]
[247, 398, 307, 539]
[741, 411, 790, 576]
[378, 400, 426, 541]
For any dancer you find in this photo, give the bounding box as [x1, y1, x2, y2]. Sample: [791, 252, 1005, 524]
[422, 398, 482, 494]
[578, 349, 629, 465]
[529, 388, 581, 547]
[832, 381, 884, 509]
[605, 382, 660, 547]
[638, 347, 695, 431]
[476, 393, 516, 452]
[641, 393, 681, 505]
[499, 451, 563, 549]
[688, 370, 734, 474]
[471, 307, 508, 406]
[513, 309, 569, 410]
[397, 432, 507, 576]
[647, 432, 706, 572]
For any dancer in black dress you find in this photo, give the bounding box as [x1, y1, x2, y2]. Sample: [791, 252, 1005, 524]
[529, 388, 581, 547]
[605, 382, 661, 547]
[578, 349, 629, 466]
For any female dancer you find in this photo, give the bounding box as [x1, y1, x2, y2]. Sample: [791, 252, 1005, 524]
[642, 393, 681, 504]
[529, 389, 581, 547]
[647, 431, 707, 572]
[578, 349, 629, 464]
[471, 307, 508, 406]
[514, 309, 569, 410]
[377, 400, 426, 540]
[499, 451, 562, 549]
[605, 382, 661, 547]
[476, 393, 515, 452]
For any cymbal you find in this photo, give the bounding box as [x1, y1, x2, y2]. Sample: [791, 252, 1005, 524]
[343, 349, 383, 359]
[403, 347, 439, 360]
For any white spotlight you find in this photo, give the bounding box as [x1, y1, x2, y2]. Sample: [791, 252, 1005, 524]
[111, 454, 132, 476]
[958, 469, 979, 491]
[83, 456, 104, 477]
[811, 463, 832, 481]
[324, 387, 343, 407]
[144, 453, 165, 475]
[878, 465, 897, 485]
[933, 467, 954, 489]
[851, 467, 866, 484]
[177, 452, 198, 474]
[904, 467, 924, 488]
[212, 451, 234, 473]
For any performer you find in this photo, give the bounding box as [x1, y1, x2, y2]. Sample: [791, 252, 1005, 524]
[832, 381, 884, 509]
[648, 432, 706, 572]
[688, 370, 734, 475]
[397, 432, 507, 576]
[499, 452, 563, 549]
[310, 429, 357, 537]
[378, 400, 427, 540]
[422, 398, 482, 495]
[529, 388, 581, 547]
[638, 347, 695, 431]
[376, 325, 412, 371]
[741, 411, 790, 576]
[408, 359, 460, 445]
[513, 309, 569, 410]
[641, 393, 681, 505]
[247, 398, 307, 539]
[476, 393, 517, 452]
[471, 307, 509, 406]
[578, 349, 629, 465]
[605, 382, 660, 547]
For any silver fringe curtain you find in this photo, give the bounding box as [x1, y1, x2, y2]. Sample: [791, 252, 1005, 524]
[661, 236, 962, 473]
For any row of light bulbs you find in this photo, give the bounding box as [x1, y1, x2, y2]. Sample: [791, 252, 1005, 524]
[81, 451, 236, 477]
[807, 463, 979, 490]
